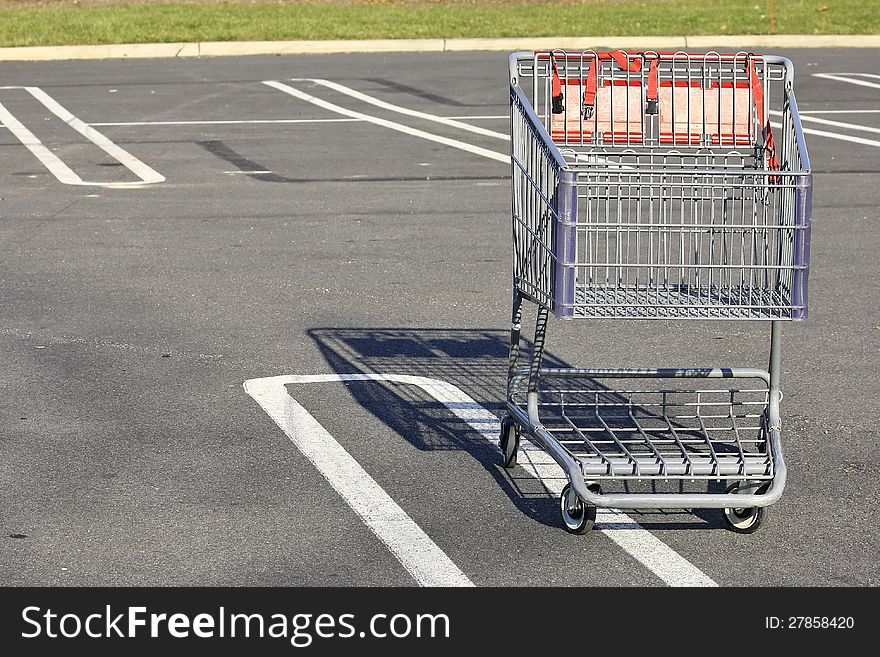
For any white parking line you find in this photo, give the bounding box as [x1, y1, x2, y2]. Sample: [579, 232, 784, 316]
[89, 118, 364, 127]
[224, 169, 273, 175]
[292, 78, 508, 140]
[244, 374, 474, 588]
[0, 102, 78, 182]
[812, 73, 880, 90]
[0, 86, 164, 187]
[87, 116, 507, 127]
[771, 120, 880, 148]
[267, 76, 880, 162]
[800, 110, 880, 115]
[262, 80, 510, 164]
[244, 373, 717, 587]
[448, 115, 507, 120]
[771, 109, 880, 135]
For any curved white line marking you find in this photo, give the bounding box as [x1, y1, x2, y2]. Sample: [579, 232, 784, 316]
[0, 86, 164, 187]
[262, 80, 510, 164]
[296, 78, 508, 140]
[244, 374, 474, 588]
[245, 373, 717, 587]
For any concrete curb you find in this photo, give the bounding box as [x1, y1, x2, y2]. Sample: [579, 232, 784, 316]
[1, 35, 879, 61]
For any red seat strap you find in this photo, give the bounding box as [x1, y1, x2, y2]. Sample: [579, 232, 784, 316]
[582, 57, 598, 117]
[748, 56, 779, 172]
[551, 60, 564, 114]
[646, 57, 660, 114]
[582, 50, 656, 118]
[608, 49, 641, 73]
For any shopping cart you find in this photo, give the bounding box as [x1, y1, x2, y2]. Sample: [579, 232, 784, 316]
[503, 50, 812, 533]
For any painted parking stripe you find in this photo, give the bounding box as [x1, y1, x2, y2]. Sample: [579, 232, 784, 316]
[245, 373, 717, 588]
[812, 73, 880, 90]
[262, 80, 510, 164]
[89, 118, 364, 127]
[244, 375, 474, 588]
[0, 86, 164, 187]
[293, 78, 508, 140]
[771, 120, 880, 148]
[87, 116, 507, 128]
[800, 110, 880, 115]
[771, 109, 880, 135]
[267, 78, 880, 162]
[0, 102, 82, 184]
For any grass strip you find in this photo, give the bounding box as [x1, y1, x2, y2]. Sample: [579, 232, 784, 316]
[0, 1, 877, 48]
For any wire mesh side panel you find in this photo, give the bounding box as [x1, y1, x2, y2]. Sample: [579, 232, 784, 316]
[510, 90, 560, 311]
[511, 51, 811, 320]
[511, 52, 811, 320]
[565, 161, 809, 319]
[776, 85, 813, 319]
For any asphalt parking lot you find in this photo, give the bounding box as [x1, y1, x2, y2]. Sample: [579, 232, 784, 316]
[1, 47, 878, 587]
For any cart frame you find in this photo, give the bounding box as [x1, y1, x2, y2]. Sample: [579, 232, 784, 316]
[504, 50, 812, 533]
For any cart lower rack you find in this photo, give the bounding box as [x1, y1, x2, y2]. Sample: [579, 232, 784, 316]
[504, 50, 812, 533]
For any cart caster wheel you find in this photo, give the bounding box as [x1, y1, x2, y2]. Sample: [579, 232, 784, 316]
[560, 483, 599, 534]
[723, 482, 769, 534]
[499, 418, 519, 468]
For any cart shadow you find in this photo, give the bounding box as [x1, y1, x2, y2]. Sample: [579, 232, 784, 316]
[308, 327, 728, 532]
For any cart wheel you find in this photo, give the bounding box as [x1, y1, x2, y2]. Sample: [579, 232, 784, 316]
[559, 483, 599, 535]
[499, 418, 519, 468]
[722, 482, 770, 534]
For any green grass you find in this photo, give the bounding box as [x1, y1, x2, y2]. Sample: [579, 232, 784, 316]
[0, 1, 877, 48]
